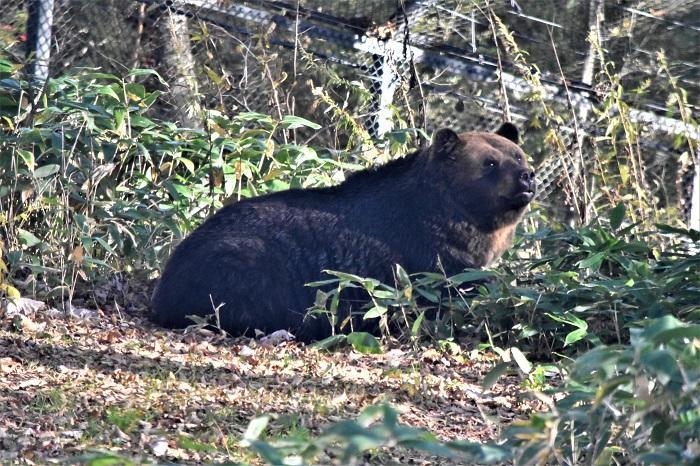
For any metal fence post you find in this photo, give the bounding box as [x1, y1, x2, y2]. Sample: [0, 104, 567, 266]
[367, 40, 401, 139]
[26, 0, 56, 83]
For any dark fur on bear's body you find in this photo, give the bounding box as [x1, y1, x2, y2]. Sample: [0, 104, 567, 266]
[151, 123, 536, 342]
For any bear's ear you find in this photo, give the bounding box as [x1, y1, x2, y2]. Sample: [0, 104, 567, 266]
[431, 128, 460, 156]
[495, 122, 519, 144]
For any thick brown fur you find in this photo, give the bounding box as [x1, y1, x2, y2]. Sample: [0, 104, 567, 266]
[151, 123, 536, 342]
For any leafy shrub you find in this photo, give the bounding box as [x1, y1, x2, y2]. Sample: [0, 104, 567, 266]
[294, 219, 699, 464]
[309, 211, 699, 357]
[503, 315, 700, 465]
[243, 312, 699, 465]
[241, 403, 510, 465]
[0, 66, 371, 302]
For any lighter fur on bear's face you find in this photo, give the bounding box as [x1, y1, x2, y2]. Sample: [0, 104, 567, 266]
[425, 129, 535, 266]
[456, 133, 530, 190]
[431, 130, 534, 231]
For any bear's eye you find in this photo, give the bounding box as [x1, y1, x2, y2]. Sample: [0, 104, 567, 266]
[483, 158, 498, 168]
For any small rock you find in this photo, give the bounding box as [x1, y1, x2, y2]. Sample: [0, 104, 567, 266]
[238, 345, 256, 357]
[259, 329, 296, 346]
[45, 303, 98, 320]
[1, 297, 46, 317]
[61, 430, 83, 439]
[150, 437, 169, 457]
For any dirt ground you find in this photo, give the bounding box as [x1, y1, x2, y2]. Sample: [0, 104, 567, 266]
[0, 291, 531, 465]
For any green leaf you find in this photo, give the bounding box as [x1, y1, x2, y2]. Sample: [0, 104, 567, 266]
[545, 312, 588, 346]
[305, 278, 341, 287]
[510, 347, 532, 374]
[570, 346, 621, 379]
[237, 112, 274, 126]
[482, 362, 510, 390]
[414, 287, 441, 303]
[517, 325, 538, 339]
[327, 421, 372, 438]
[400, 437, 455, 457]
[141, 89, 161, 108]
[446, 441, 510, 462]
[449, 270, 497, 283]
[592, 443, 615, 466]
[640, 349, 677, 385]
[0, 78, 22, 90]
[655, 223, 700, 242]
[347, 332, 382, 354]
[17, 229, 42, 248]
[609, 202, 625, 230]
[248, 440, 285, 465]
[577, 251, 606, 271]
[113, 108, 126, 132]
[395, 263, 411, 286]
[242, 415, 271, 443]
[175, 157, 195, 174]
[386, 129, 408, 144]
[94, 236, 116, 255]
[323, 270, 366, 283]
[371, 290, 396, 299]
[411, 310, 426, 337]
[33, 164, 60, 178]
[651, 325, 700, 345]
[126, 68, 168, 85]
[356, 404, 390, 426]
[639, 315, 684, 341]
[309, 334, 346, 351]
[564, 328, 588, 346]
[546, 312, 587, 328]
[363, 305, 387, 319]
[163, 180, 191, 200]
[97, 85, 121, 102]
[280, 115, 321, 130]
[130, 115, 155, 128]
[17, 149, 34, 171]
[125, 83, 146, 99]
[81, 72, 120, 81]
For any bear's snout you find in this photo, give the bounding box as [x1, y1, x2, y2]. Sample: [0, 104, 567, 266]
[516, 169, 536, 194]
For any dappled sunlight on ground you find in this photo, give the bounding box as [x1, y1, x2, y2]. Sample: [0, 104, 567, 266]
[1, 304, 534, 464]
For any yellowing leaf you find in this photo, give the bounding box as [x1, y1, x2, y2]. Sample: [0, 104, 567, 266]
[71, 245, 84, 265]
[0, 283, 21, 299]
[618, 163, 630, 184]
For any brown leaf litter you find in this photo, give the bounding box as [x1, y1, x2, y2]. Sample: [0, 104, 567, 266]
[0, 301, 538, 464]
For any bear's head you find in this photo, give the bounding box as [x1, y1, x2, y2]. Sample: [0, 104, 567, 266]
[430, 122, 536, 231]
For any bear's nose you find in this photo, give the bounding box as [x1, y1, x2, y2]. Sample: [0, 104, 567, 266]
[519, 170, 535, 182]
[518, 169, 536, 191]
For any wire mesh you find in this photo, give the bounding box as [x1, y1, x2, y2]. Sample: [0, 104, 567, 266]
[2, 0, 698, 224]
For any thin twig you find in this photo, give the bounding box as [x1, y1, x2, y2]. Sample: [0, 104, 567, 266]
[547, 26, 592, 223]
[483, 0, 511, 122]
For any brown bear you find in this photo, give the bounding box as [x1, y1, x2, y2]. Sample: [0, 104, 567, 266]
[151, 123, 536, 342]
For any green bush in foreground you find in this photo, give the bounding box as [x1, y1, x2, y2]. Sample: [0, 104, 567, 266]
[243, 314, 699, 465]
[506, 314, 700, 465]
[309, 217, 699, 354]
[250, 220, 700, 465]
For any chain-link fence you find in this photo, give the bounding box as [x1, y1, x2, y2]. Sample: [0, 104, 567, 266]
[3, 0, 699, 226]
